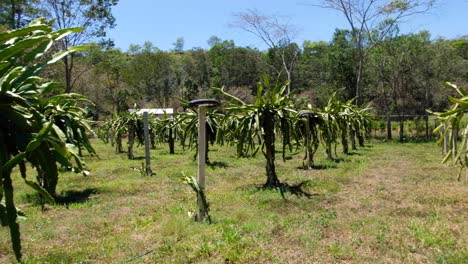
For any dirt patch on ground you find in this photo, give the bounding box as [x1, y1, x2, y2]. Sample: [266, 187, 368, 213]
[319, 145, 468, 263]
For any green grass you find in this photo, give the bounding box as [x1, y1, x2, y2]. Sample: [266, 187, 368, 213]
[1, 139, 467, 263]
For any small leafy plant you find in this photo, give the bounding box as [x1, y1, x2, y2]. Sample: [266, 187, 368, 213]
[181, 173, 211, 223]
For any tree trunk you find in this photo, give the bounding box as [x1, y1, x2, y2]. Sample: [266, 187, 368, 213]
[35, 146, 58, 196]
[326, 141, 333, 160]
[109, 128, 115, 147]
[236, 138, 243, 158]
[3, 171, 22, 261]
[9, 1, 16, 29]
[341, 126, 349, 154]
[127, 122, 135, 159]
[399, 119, 404, 143]
[387, 116, 392, 140]
[358, 132, 365, 147]
[168, 128, 175, 154]
[262, 111, 280, 188]
[150, 130, 156, 149]
[115, 134, 123, 153]
[64, 55, 73, 93]
[350, 128, 357, 150]
[425, 115, 429, 140]
[0, 131, 22, 261]
[452, 124, 458, 158]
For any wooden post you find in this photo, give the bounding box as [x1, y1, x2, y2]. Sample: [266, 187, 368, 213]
[143, 112, 152, 175]
[198, 106, 207, 189]
[188, 99, 220, 222]
[305, 116, 312, 169]
[197, 106, 210, 221]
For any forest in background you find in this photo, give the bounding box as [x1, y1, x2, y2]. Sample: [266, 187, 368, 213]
[1, 0, 467, 119]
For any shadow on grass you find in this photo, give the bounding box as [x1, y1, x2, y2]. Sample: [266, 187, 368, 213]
[21, 188, 99, 207]
[345, 151, 362, 156]
[251, 180, 317, 199]
[296, 164, 338, 170]
[55, 188, 99, 206]
[207, 161, 229, 169]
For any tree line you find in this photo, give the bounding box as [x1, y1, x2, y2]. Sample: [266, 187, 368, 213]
[0, 1, 466, 119]
[66, 30, 467, 120]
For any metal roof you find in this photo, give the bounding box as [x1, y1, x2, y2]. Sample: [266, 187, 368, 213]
[128, 108, 174, 115]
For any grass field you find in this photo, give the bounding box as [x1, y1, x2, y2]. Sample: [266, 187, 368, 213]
[1, 139, 467, 263]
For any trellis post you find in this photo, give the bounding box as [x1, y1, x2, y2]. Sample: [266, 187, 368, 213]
[188, 99, 220, 222]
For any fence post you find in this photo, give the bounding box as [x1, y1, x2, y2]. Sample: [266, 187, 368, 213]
[143, 112, 152, 175]
[188, 99, 220, 222]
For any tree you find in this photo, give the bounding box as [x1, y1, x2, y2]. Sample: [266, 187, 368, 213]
[296, 109, 322, 169]
[180, 48, 212, 99]
[172, 37, 184, 53]
[370, 32, 432, 130]
[88, 45, 133, 115]
[232, 9, 300, 93]
[125, 45, 176, 106]
[328, 30, 359, 101]
[0, 19, 93, 262]
[207, 35, 222, 47]
[312, 0, 437, 105]
[296, 40, 331, 98]
[0, 0, 43, 29]
[208, 40, 263, 93]
[40, 0, 119, 93]
[216, 77, 296, 189]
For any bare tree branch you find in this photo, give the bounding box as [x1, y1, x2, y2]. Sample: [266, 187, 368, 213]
[231, 9, 300, 93]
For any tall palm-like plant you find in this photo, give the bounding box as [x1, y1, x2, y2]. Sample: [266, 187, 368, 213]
[177, 106, 224, 163]
[349, 102, 372, 148]
[215, 76, 296, 188]
[0, 19, 90, 261]
[319, 96, 341, 160]
[98, 111, 144, 159]
[153, 113, 180, 154]
[296, 108, 323, 169]
[432, 82, 468, 181]
[34, 93, 96, 194]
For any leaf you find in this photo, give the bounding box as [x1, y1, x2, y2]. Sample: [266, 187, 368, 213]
[47, 45, 89, 64]
[51, 27, 84, 41]
[37, 120, 54, 139]
[24, 40, 53, 62]
[2, 153, 25, 174]
[0, 24, 50, 43]
[23, 180, 55, 204]
[0, 36, 49, 62]
[442, 150, 452, 164]
[447, 96, 468, 106]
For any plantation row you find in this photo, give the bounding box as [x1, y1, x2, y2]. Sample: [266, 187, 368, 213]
[98, 82, 371, 182]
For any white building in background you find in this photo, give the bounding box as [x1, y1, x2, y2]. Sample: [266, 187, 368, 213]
[128, 108, 174, 116]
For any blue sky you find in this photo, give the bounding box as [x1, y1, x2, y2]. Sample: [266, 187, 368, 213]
[107, 0, 468, 51]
